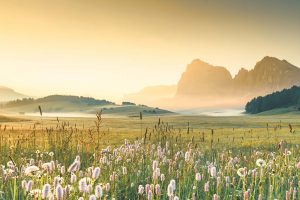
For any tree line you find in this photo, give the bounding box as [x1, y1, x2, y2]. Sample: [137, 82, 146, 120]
[245, 85, 300, 114]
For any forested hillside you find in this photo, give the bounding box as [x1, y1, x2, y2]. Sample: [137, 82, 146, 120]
[245, 86, 300, 114]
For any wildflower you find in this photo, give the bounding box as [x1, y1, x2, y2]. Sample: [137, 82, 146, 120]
[195, 172, 201, 181]
[204, 181, 209, 192]
[7, 161, 14, 168]
[155, 184, 161, 195]
[26, 180, 33, 192]
[160, 174, 165, 182]
[213, 194, 219, 200]
[244, 190, 249, 200]
[89, 195, 96, 200]
[285, 149, 291, 156]
[105, 183, 110, 192]
[78, 178, 87, 193]
[152, 160, 158, 171]
[68, 161, 80, 173]
[42, 162, 53, 172]
[92, 167, 101, 179]
[60, 166, 65, 175]
[256, 159, 266, 167]
[167, 183, 173, 197]
[21, 180, 27, 189]
[210, 166, 217, 177]
[95, 185, 103, 198]
[65, 185, 71, 196]
[138, 185, 144, 194]
[185, 151, 190, 162]
[217, 176, 221, 187]
[147, 190, 153, 200]
[56, 185, 64, 200]
[30, 189, 41, 198]
[87, 184, 93, 194]
[258, 194, 262, 200]
[237, 168, 247, 177]
[70, 173, 77, 184]
[41, 184, 51, 199]
[170, 179, 176, 191]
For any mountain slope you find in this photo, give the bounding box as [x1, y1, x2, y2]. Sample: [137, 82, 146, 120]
[173, 56, 300, 108]
[176, 59, 233, 97]
[0, 86, 28, 102]
[233, 56, 300, 95]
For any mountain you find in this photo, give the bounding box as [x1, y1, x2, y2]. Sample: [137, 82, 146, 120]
[124, 85, 177, 106]
[174, 56, 300, 108]
[0, 86, 28, 102]
[2, 95, 173, 116]
[245, 85, 300, 114]
[176, 59, 233, 97]
[233, 56, 300, 95]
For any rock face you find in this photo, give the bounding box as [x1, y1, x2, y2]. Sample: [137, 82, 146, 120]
[176, 59, 233, 97]
[233, 56, 300, 95]
[176, 56, 300, 100]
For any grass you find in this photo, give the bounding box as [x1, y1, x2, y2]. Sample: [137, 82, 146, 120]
[0, 113, 299, 199]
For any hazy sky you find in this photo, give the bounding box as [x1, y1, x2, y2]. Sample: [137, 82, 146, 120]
[0, 0, 299, 102]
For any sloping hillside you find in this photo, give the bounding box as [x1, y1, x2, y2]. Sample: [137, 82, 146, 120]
[245, 86, 300, 114]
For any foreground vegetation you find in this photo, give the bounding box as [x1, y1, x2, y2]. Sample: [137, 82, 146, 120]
[0, 113, 299, 199]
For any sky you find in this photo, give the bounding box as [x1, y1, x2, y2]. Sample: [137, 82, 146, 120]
[0, 0, 300, 102]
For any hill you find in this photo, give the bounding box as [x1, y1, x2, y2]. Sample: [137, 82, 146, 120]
[0, 86, 28, 102]
[245, 86, 300, 114]
[1, 95, 173, 116]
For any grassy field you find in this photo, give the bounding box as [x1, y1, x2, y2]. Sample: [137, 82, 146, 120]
[0, 113, 299, 199]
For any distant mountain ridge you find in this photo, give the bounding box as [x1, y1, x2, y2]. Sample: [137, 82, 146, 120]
[0, 86, 28, 102]
[127, 56, 300, 109]
[174, 56, 300, 108]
